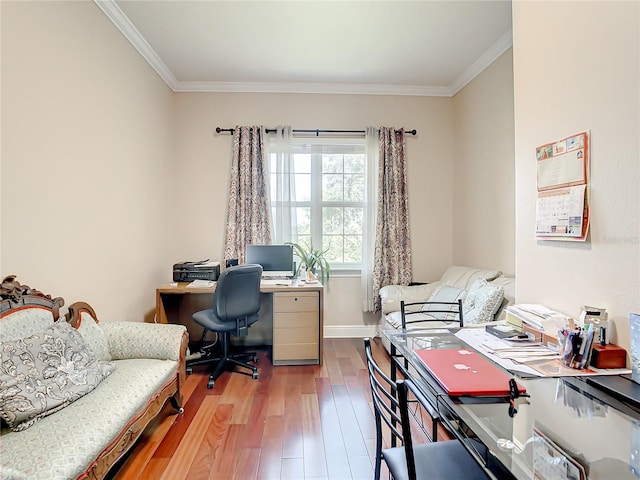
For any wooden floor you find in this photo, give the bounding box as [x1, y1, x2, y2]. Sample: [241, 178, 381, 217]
[108, 337, 393, 480]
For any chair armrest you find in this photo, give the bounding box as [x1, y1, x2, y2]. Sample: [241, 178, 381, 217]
[101, 322, 187, 361]
[379, 283, 440, 315]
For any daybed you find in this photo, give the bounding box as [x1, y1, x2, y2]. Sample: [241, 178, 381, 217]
[379, 265, 515, 350]
[0, 276, 188, 480]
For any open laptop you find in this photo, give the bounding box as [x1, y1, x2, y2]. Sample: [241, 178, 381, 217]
[415, 348, 526, 397]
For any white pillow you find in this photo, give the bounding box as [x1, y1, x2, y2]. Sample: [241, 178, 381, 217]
[421, 285, 467, 322]
[463, 278, 504, 325]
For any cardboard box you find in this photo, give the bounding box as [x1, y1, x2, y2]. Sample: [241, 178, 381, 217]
[523, 324, 561, 350]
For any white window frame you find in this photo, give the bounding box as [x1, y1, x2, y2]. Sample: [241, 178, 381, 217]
[275, 136, 369, 274]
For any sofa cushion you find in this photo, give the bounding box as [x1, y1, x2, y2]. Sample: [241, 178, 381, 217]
[75, 311, 111, 361]
[421, 286, 467, 321]
[440, 265, 502, 290]
[0, 321, 115, 431]
[463, 278, 504, 325]
[0, 358, 177, 480]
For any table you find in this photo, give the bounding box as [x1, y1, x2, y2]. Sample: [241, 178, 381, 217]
[383, 327, 640, 480]
[157, 281, 324, 365]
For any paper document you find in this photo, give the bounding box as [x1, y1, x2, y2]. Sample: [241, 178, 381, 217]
[187, 280, 215, 288]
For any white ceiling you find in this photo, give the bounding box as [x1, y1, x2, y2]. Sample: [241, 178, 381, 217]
[98, 0, 513, 96]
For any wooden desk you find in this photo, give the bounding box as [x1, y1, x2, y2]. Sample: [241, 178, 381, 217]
[156, 281, 324, 365]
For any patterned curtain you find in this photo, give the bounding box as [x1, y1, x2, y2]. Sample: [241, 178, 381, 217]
[224, 126, 272, 263]
[372, 127, 412, 312]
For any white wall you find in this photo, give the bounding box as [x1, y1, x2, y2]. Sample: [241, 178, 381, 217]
[1, 1, 174, 322]
[512, 1, 640, 349]
[453, 49, 515, 274]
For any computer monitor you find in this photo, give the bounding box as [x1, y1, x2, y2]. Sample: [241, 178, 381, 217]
[245, 244, 295, 278]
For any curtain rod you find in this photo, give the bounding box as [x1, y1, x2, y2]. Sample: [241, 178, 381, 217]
[215, 127, 417, 136]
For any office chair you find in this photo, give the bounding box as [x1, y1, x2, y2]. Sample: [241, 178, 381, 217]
[364, 338, 489, 480]
[187, 264, 262, 389]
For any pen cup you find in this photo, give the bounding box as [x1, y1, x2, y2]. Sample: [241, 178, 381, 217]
[560, 328, 595, 369]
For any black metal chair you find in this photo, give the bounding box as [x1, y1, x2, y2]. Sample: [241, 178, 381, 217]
[364, 338, 489, 480]
[187, 264, 262, 389]
[400, 298, 464, 330]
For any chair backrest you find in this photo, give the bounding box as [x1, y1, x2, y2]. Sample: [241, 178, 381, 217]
[400, 298, 464, 329]
[212, 264, 262, 323]
[396, 378, 431, 480]
[364, 338, 407, 479]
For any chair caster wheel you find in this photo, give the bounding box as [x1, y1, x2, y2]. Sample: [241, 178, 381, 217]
[207, 379, 215, 389]
[177, 407, 185, 414]
[253, 355, 259, 362]
[186, 366, 193, 375]
[252, 371, 259, 380]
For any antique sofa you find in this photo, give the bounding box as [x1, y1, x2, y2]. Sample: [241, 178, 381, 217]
[0, 276, 188, 480]
[379, 265, 515, 350]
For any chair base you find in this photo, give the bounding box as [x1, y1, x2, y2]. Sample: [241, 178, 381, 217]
[186, 338, 259, 389]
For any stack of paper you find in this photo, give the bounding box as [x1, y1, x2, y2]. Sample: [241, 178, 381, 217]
[506, 304, 571, 332]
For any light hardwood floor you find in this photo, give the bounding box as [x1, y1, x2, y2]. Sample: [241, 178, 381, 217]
[108, 337, 393, 480]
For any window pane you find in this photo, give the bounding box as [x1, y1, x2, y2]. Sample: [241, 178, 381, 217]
[322, 154, 343, 173]
[294, 173, 311, 201]
[323, 174, 343, 201]
[296, 207, 311, 235]
[344, 235, 362, 263]
[344, 174, 365, 202]
[323, 207, 343, 234]
[324, 235, 343, 263]
[293, 154, 311, 173]
[344, 207, 363, 234]
[344, 154, 365, 173]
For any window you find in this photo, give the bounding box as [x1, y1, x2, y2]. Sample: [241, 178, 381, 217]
[269, 138, 368, 271]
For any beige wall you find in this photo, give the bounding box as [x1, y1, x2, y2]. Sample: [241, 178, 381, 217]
[172, 92, 455, 335]
[453, 50, 515, 275]
[513, 1, 640, 349]
[1, 1, 174, 322]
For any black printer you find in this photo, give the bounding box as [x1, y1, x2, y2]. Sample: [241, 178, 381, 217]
[172, 260, 220, 282]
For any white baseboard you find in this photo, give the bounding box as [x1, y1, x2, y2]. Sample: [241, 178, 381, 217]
[323, 325, 379, 338]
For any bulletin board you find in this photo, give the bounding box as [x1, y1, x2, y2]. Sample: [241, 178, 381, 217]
[535, 132, 590, 241]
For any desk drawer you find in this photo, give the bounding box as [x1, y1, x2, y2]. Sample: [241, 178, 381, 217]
[274, 292, 318, 313]
[274, 343, 319, 361]
[275, 324, 319, 344]
[273, 312, 317, 329]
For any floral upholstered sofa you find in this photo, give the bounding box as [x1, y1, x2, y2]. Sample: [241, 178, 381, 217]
[0, 276, 188, 480]
[379, 265, 515, 351]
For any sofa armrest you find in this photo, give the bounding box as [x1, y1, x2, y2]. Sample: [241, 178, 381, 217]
[379, 283, 440, 315]
[101, 322, 187, 361]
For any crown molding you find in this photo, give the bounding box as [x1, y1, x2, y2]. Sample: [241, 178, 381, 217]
[94, 0, 179, 89]
[96, 0, 510, 97]
[172, 81, 453, 97]
[449, 29, 513, 95]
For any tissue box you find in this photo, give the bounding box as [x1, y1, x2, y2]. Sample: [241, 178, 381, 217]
[590, 344, 627, 369]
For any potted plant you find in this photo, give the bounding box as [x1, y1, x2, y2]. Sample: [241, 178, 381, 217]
[286, 240, 331, 283]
